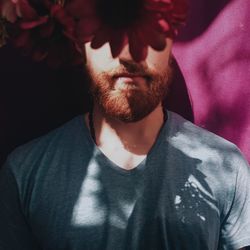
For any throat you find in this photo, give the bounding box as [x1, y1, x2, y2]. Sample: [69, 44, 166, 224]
[85, 104, 167, 170]
[95, 129, 155, 170]
[98, 144, 147, 170]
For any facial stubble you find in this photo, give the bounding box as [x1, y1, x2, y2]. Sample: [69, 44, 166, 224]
[86, 60, 172, 123]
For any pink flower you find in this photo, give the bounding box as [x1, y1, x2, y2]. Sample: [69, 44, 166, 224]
[68, 0, 188, 62]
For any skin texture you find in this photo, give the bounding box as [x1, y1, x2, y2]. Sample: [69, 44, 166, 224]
[84, 39, 173, 169]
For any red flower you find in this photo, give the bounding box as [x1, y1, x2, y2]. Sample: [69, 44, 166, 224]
[0, 0, 188, 66]
[0, 0, 20, 23]
[1, 0, 82, 67]
[0, 0, 37, 23]
[68, 0, 188, 62]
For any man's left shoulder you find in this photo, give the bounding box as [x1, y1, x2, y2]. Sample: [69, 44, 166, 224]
[167, 111, 249, 172]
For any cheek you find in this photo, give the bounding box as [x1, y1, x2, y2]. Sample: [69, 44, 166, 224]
[85, 43, 118, 72]
[146, 39, 172, 72]
[148, 49, 171, 69]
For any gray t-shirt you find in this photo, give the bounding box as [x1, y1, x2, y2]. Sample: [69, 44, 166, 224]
[0, 111, 250, 250]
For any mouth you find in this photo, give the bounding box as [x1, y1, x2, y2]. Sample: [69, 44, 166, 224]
[112, 72, 149, 79]
[112, 74, 149, 91]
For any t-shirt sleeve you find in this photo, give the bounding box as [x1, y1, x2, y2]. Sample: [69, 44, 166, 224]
[0, 159, 39, 250]
[219, 148, 250, 250]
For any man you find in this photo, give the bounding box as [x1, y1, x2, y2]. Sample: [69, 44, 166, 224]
[1, 0, 250, 249]
[1, 33, 250, 249]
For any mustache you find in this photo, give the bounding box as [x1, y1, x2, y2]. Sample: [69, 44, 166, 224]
[108, 61, 154, 80]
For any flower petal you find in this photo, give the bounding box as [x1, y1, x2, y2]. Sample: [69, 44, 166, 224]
[66, 0, 96, 18]
[142, 26, 166, 51]
[19, 16, 48, 29]
[91, 26, 110, 49]
[109, 29, 127, 58]
[171, 0, 188, 26]
[18, 0, 38, 20]
[128, 27, 148, 62]
[76, 17, 100, 41]
[145, 0, 172, 12]
[1, 1, 17, 22]
[138, 13, 167, 51]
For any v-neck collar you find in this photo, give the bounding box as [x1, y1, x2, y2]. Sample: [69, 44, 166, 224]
[78, 110, 172, 176]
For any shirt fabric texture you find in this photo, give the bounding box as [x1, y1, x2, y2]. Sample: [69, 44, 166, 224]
[0, 111, 250, 250]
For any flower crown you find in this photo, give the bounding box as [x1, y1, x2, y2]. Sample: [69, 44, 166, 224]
[0, 0, 188, 67]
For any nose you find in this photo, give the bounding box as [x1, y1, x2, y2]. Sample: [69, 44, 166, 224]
[117, 43, 147, 69]
[117, 44, 133, 61]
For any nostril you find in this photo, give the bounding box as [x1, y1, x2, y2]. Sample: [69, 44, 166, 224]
[119, 59, 139, 72]
[118, 58, 148, 75]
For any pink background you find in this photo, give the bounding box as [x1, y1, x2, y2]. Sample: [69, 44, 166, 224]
[173, 0, 250, 162]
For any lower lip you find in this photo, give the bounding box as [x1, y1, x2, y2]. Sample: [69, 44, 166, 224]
[115, 76, 147, 89]
[118, 77, 136, 83]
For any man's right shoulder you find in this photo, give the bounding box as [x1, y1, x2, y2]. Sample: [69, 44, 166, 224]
[5, 115, 86, 171]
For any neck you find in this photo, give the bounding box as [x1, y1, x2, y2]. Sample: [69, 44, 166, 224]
[86, 103, 166, 155]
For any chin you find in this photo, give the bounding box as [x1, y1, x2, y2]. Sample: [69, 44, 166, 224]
[98, 93, 160, 123]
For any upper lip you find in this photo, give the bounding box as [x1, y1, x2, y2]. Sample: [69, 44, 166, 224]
[113, 73, 147, 78]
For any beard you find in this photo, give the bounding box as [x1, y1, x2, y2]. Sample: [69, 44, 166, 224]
[86, 59, 172, 123]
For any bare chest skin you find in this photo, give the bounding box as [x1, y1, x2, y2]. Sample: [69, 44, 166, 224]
[84, 113, 159, 170]
[97, 142, 148, 170]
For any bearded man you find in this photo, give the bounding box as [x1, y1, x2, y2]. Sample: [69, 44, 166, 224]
[0, 0, 250, 249]
[0, 36, 250, 250]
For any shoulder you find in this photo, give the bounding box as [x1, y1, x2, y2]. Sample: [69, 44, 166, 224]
[165, 111, 249, 189]
[166, 111, 244, 167]
[166, 111, 250, 215]
[5, 115, 85, 174]
[167, 111, 234, 149]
